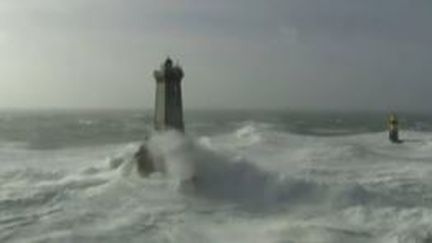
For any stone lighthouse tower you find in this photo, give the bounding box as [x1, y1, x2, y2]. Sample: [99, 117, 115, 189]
[153, 58, 185, 132]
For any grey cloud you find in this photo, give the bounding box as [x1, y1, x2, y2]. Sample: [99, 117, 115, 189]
[0, 0, 431, 111]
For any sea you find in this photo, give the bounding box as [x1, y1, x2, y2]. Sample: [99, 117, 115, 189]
[1, 109, 432, 243]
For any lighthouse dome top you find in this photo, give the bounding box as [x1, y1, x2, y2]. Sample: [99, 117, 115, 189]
[164, 58, 173, 69]
[154, 57, 184, 82]
[157, 57, 183, 81]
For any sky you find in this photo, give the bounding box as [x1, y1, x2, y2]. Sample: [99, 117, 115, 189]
[0, 0, 431, 111]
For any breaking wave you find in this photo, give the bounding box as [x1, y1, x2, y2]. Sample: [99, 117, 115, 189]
[2, 121, 432, 242]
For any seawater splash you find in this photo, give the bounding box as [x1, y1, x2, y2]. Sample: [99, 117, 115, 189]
[107, 131, 422, 211]
[2, 113, 432, 242]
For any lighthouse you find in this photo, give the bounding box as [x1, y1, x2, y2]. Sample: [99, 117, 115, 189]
[134, 58, 186, 177]
[152, 58, 196, 183]
[153, 58, 185, 132]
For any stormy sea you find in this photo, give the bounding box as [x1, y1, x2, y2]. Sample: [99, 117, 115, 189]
[2, 109, 432, 243]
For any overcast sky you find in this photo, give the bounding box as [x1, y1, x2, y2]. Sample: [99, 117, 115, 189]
[0, 0, 431, 111]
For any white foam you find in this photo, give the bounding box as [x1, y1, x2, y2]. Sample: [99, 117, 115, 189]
[3, 124, 432, 242]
